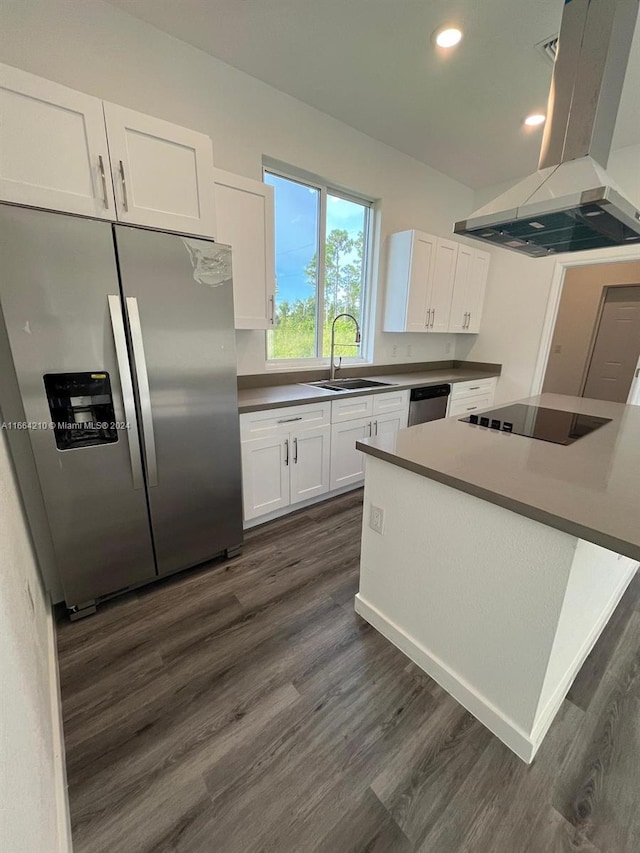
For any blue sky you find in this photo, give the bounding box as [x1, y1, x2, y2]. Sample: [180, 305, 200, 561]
[265, 172, 365, 304]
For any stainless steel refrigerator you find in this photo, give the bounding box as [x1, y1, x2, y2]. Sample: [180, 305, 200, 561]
[0, 203, 242, 618]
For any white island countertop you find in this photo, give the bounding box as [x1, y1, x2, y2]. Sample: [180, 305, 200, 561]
[357, 393, 640, 562]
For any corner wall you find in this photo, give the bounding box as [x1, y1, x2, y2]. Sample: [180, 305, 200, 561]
[0, 431, 70, 852]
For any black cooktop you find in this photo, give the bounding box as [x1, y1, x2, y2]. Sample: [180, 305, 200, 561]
[460, 403, 612, 446]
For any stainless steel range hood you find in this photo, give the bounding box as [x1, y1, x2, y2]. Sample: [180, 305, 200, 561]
[455, 0, 640, 257]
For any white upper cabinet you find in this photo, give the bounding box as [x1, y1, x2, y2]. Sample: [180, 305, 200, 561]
[448, 246, 490, 334]
[429, 238, 457, 332]
[214, 169, 275, 329]
[0, 63, 115, 218]
[383, 230, 455, 333]
[103, 102, 217, 237]
[383, 228, 489, 335]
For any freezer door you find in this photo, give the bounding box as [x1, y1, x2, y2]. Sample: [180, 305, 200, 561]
[114, 225, 243, 574]
[0, 205, 156, 606]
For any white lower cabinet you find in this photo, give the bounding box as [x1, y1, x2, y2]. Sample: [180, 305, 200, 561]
[241, 390, 409, 522]
[241, 434, 290, 520]
[330, 417, 372, 491]
[447, 377, 497, 418]
[290, 424, 331, 505]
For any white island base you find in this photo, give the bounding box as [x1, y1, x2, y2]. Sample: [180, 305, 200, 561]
[355, 456, 639, 763]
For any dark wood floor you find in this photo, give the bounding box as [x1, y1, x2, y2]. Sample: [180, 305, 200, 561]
[57, 489, 640, 853]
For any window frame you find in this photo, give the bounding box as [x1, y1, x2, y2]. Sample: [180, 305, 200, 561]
[263, 164, 374, 369]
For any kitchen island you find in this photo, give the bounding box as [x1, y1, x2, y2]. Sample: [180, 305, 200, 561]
[355, 394, 640, 762]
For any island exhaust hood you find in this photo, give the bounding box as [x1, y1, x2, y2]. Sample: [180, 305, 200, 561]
[455, 0, 640, 257]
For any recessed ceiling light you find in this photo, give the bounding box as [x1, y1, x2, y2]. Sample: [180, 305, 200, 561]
[434, 27, 463, 48]
[524, 114, 546, 127]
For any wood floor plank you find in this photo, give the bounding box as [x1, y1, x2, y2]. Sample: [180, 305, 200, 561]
[554, 611, 640, 853]
[567, 569, 640, 711]
[56, 488, 640, 853]
[312, 787, 412, 853]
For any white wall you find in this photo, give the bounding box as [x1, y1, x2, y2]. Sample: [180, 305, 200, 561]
[0, 431, 70, 853]
[458, 143, 640, 404]
[0, 0, 476, 375]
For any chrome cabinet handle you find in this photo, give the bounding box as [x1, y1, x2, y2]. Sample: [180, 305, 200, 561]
[293, 437, 298, 464]
[98, 155, 109, 209]
[425, 309, 430, 328]
[277, 416, 302, 424]
[431, 309, 436, 328]
[119, 160, 128, 211]
[373, 420, 378, 435]
[469, 386, 480, 391]
[108, 295, 144, 490]
[463, 311, 468, 328]
[269, 294, 275, 325]
[368, 421, 372, 437]
[126, 298, 158, 487]
[466, 406, 478, 411]
[284, 438, 289, 466]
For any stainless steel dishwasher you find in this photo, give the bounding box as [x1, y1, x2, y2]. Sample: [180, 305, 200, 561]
[407, 384, 451, 426]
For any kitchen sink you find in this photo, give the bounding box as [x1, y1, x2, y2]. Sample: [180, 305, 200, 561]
[305, 378, 397, 392]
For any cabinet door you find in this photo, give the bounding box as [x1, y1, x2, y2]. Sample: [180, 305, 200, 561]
[103, 102, 216, 236]
[373, 409, 408, 439]
[427, 238, 456, 333]
[214, 169, 275, 329]
[0, 63, 114, 217]
[448, 244, 473, 333]
[241, 435, 290, 521]
[290, 424, 330, 505]
[330, 417, 371, 491]
[405, 232, 436, 332]
[465, 250, 490, 334]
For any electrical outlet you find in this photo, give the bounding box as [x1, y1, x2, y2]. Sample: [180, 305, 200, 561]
[391, 345, 397, 358]
[445, 341, 453, 354]
[369, 504, 385, 534]
[406, 344, 412, 357]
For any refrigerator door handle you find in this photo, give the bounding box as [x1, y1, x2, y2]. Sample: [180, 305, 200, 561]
[126, 297, 158, 487]
[107, 295, 144, 490]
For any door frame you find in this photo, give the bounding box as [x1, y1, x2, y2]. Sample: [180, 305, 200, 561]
[530, 247, 640, 398]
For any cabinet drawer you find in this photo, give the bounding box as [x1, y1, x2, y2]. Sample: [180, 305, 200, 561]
[372, 389, 409, 415]
[449, 395, 492, 418]
[240, 401, 331, 439]
[331, 394, 374, 423]
[451, 378, 496, 401]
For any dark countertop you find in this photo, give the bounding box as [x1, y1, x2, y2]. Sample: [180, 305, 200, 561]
[237, 368, 499, 414]
[357, 393, 640, 562]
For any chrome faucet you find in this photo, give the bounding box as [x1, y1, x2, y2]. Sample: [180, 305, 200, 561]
[330, 313, 361, 381]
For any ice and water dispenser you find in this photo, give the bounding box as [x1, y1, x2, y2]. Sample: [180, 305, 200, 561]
[43, 372, 119, 450]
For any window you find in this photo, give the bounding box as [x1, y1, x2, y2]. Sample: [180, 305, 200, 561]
[264, 169, 372, 362]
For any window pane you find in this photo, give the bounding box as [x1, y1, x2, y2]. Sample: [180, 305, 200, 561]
[265, 172, 319, 360]
[322, 194, 368, 358]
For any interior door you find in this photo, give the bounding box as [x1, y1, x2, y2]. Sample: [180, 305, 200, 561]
[582, 286, 640, 403]
[114, 226, 243, 574]
[104, 102, 217, 236]
[0, 205, 155, 606]
[0, 62, 114, 217]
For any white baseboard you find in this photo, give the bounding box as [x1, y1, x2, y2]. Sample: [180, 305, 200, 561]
[531, 559, 639, 746]
[46, 605, 72, 852]
[354, 594, 537, 763]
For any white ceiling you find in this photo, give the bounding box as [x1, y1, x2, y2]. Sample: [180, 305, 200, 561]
[105, 0, 640, 190]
